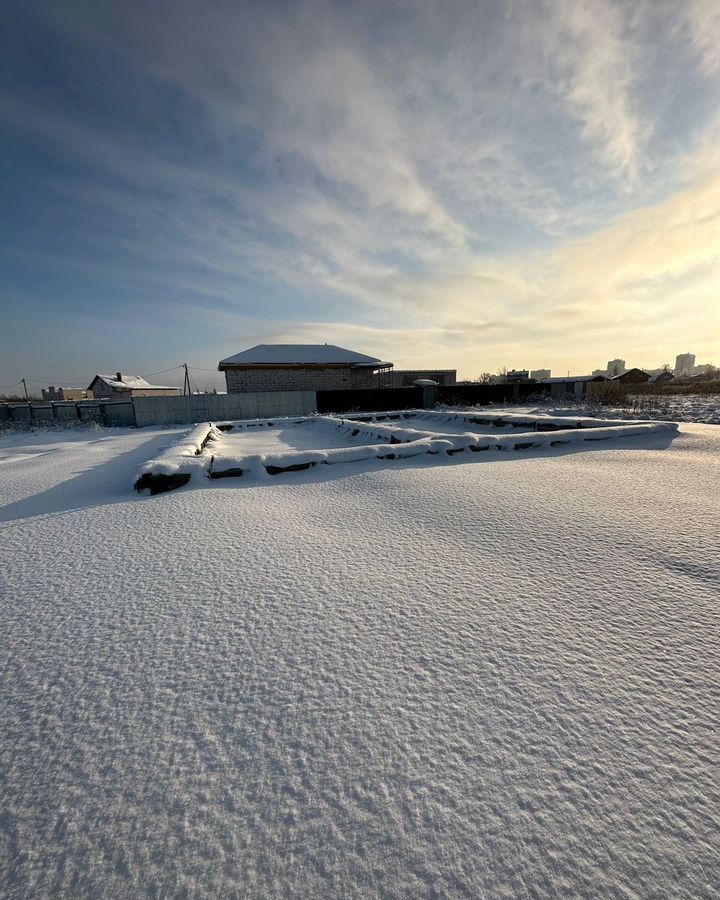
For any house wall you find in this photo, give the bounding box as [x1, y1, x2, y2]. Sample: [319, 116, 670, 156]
[128, 389, 181, 398]
[223, 366, 380, 393]
[91, 385, 179, 399]
[90, 383, 121, 399]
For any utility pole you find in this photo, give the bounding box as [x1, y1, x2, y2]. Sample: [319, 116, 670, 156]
[22, 378, 33, 420]
[183, 363, 191, 396]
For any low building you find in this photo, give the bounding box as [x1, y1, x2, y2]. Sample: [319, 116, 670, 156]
[530, 369, 551, 380]
[88, 373, 181, 399]
[539, 375, 607, 399]
[506, 369, 530, 383]
[391, 369, 456, 387]
[218, 344, 393, 393]
[42, 386, 93, 401]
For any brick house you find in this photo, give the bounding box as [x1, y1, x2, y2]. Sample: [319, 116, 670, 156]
[218, 345, 394, 393]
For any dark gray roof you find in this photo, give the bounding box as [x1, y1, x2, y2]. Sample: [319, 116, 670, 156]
[219, 344, 388, 367]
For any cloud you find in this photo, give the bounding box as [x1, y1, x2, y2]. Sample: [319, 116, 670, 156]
[1, 0, 718, 383]
[517, 0, 648, 180]
[684, 0, 720, 75]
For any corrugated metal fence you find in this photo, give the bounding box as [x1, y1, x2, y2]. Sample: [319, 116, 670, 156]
[0, 400, 135, 426]
[132, 391, 316, 426]
[0, 391, 317, 428]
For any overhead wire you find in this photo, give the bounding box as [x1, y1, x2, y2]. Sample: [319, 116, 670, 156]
[2, 363, 219, 392]
[141, 364, 185, 379]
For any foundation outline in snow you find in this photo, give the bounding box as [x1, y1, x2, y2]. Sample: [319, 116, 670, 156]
[132, 410, 679, 495]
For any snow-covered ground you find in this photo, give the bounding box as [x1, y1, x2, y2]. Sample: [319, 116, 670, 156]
[1, 418, 719, 898]
[616, 393, 720, 425]
[505, 393, 720, 425]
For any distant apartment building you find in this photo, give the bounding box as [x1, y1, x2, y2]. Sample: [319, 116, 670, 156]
[606, 359, 626, 378]
[675, 353, 695, 376]
[42, 386, 93, 401]
[530, 369, 551, 380]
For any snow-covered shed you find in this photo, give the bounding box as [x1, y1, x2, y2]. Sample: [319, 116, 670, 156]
[88, 373, 181, 399]
[218, 344, 394, 393]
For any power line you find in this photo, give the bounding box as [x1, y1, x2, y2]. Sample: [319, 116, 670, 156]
[141, 364, 184, 379]
[2, 363, 220, 391]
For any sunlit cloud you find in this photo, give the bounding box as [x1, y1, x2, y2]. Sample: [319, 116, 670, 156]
[0, 0, 718, 384]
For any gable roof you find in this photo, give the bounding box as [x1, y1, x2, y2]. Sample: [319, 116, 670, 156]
[611, 368, 651, 381]
[88, 374, 178, 391]
[219, 344, 386, 368]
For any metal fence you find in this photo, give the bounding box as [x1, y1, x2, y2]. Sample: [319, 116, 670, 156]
[132, 391, 317, 426]
[2, 385, 463, 428]
[0, 400, 135, 426]
[436, 382, 545, 406]
[317, 386, 424, 413]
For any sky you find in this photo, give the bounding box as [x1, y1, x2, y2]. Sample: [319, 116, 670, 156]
[1, 0, 719, 391]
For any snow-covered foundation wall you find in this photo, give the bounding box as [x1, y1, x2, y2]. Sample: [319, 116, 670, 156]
[134, 412, 679, 494]
[133, 423, 222, 494]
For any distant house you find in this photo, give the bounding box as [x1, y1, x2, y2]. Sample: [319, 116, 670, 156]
[42, 386, 93, 401]
[218, 344, 394, 393]
[88, 373, 181, 399]
[652, 370, 675, 384]
[391, 369, 457, 387]
[612, 368, 651, 384]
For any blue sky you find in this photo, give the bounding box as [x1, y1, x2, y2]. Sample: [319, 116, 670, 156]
[1, 0, 719, 391]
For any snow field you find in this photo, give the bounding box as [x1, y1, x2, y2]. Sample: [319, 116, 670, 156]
[1, 421, 718, 898]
